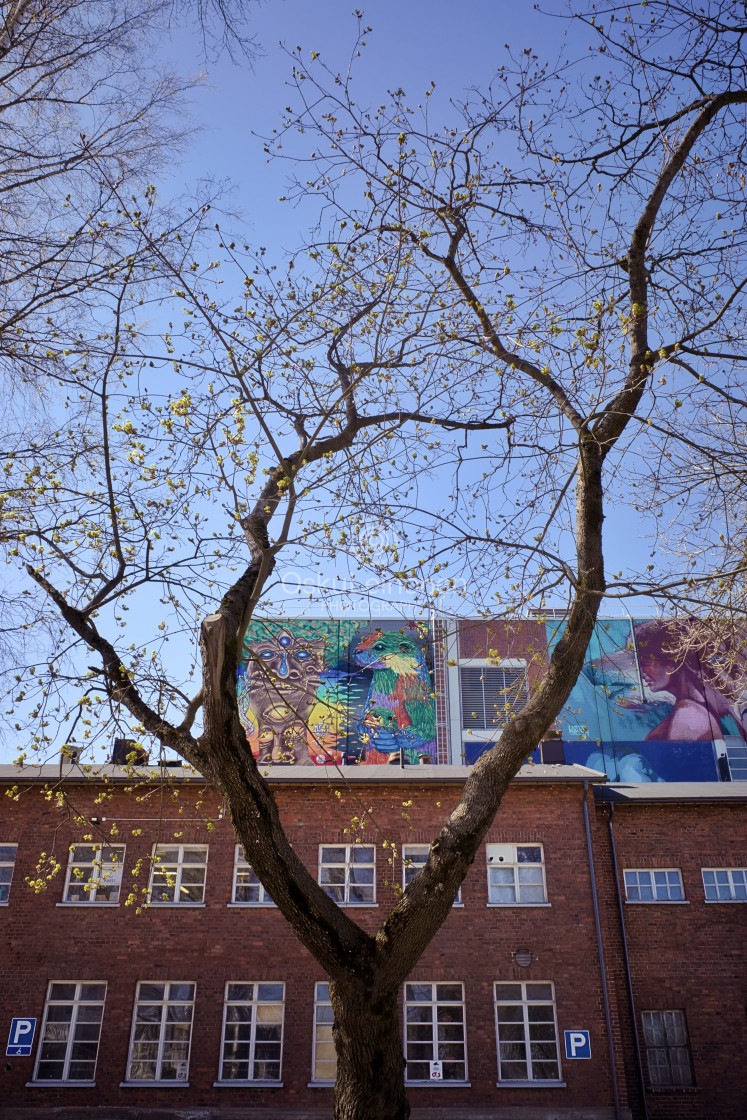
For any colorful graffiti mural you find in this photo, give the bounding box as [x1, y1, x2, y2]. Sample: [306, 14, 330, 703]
[237, 619, 437, 766]
[547, 618, 747, 781]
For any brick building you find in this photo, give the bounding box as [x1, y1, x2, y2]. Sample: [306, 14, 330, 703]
[1, 761, 745, 1120]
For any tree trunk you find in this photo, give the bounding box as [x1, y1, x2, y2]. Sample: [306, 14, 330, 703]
[331, 979, 410, 1120]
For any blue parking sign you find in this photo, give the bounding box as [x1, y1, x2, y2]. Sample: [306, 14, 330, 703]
[7, 1018, 37, 1056]
[564, 1029, 591, 1059]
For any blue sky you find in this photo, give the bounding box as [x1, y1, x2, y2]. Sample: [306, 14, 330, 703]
[168, 1, 570, 248]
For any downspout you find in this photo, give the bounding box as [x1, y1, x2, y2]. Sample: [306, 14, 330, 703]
[608, 802, 649, 1120]
[582, 780, 621, 1120]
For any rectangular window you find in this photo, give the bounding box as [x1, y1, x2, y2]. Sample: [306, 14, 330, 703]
[702, 868, 747, 901]
[404, 982, 467, 1083]
[460, 665, 529, 731]
[624, 869, 684, 902]
[149, 844, 208, 904]
[725, 741, 747, 780]
[642, 1010, 694, 1087]
[403, 845, 461, 905]
[312, 982, 336, 1084]
[495, 981, 561, 1083]
[232, 846, 274, 905]
[126, 981, 195, 1082]
[33, 981, 107, 1083]
[0, 842, 17, 903]
[319, 844, 375, 905]
[63, 844, 125, 904]
[486, 844, 547, 905]
[219, 982, 284, 1082]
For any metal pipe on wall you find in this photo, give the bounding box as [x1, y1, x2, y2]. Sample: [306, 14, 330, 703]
[608, 802, 649, 1120]
[582, 780, 621, 1120]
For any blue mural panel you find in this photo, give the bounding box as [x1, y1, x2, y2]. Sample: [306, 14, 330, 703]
[562, 740, 719, 782]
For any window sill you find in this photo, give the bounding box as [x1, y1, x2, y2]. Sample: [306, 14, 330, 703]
[56, 901, 119, 907]
[405, 1080, 471, 1088]
[704, 898, 747, 904]
[213, 1080, 283, 1087]
[625, 900, 690, 905]
[487, 902, 551, 908]
[27, 1081, 96, 1088]
[308, 1081, 335, 1088]
[329, 903, 378, 908]
[226, 902, 277, 908]
[120, 1081, 190, 1088]
[496, 1080, 566, 1088]
[146, 902, 206, 908]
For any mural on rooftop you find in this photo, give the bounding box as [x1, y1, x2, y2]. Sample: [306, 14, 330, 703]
[237, 619, 437, 765]
[547, 618, 747, 781]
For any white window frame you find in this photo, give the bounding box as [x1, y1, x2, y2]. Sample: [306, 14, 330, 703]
[61, 843, 125, 904]
[402, 844, 462, 905]
[702, 867, 747, 902]
[494, 981, 562, 1084]
[404, 982, 468, 1085]
[624, 869, 685, 903]
[33, 981, 107, 1084]
[641, 1010, 694, 1087]
[148, 844, 208, 905]
[230, 845, 275, 906]
[486, 843, 548, 906]
[449, 657, 529, 748]
[217, 982, 285, 1084]
[125, 981, 195, 1083]
[0, 842, 18, 904]
[311, 981, 336, 1085]
[318, 844, 376, 906]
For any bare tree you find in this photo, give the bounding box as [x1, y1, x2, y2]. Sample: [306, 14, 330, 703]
[3, 3, 747, 1117]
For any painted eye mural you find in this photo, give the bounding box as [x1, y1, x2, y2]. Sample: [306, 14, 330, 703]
[237, 619, 438, 766]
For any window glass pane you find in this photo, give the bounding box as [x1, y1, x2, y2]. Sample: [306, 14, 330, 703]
[495, 981, 559, 1083]
[127, 982, 194, 1081]
[34, 982, 106, 1082]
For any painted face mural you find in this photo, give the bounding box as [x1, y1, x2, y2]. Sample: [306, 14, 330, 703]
[547, 618, 747, 782]
[237, 620, 438, 765]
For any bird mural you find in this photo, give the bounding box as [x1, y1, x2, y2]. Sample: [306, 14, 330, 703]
[352, 629, 437, 762]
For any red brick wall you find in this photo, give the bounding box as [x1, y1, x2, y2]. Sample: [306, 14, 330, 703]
[1, 774, 623, 1114]
[592, 798, 747, 1120]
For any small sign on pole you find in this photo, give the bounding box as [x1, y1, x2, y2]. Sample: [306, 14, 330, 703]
[7, 1018, 37, 1057]
[564, 1029, 591, 1059]
[429, 1059, 443, 1080]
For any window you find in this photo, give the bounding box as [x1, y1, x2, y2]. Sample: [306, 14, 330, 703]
[33, 981, 107, 1083]
[219, 982, 284, 1083]
[494, 981, 561, 1083]
[0, 842, 17, 903]
[312, 982, 336, 1084]
[403, 845, 461, 905]
[624, 869, 684, 902]
[126, 982, 195, 1082]
[725, 740, 747, 780]
[319, 844, 375, 905]
[404, 982, 467, 1083]
[641, 1010, 694, 1087]
[232, 846, 274, 905]
[63, 844, 125, 903]
[702, 868, 747, 901]
[460, 665, 529, 731]
[486, 844, 547, 905]
[149, 844, 207, 904]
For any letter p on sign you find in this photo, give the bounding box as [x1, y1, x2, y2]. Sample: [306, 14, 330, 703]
[564, 1029, 591, 1059]
[7, 1018, 37, 1057]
